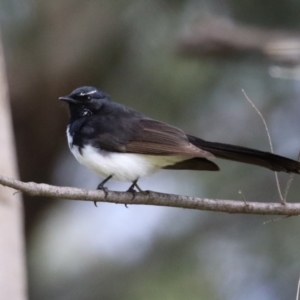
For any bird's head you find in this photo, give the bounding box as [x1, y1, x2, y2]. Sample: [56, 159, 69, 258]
[59, 86, 110, 119]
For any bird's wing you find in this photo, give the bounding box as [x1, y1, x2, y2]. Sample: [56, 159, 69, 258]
[125, 119, 213, 157]
[83, 117, 213, 157]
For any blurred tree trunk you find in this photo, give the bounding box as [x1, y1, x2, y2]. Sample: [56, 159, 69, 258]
[0, 33, 27, 299]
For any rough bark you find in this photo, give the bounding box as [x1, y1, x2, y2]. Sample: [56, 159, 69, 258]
[0, 175, 300, 216]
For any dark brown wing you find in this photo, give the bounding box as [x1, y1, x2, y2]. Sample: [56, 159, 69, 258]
[125, 119, 213, 157]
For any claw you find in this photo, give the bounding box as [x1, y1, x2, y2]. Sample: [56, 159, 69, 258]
[127, 187, 136, 200]
[127, 179, 143, 194]
[97, 186, 108, 198]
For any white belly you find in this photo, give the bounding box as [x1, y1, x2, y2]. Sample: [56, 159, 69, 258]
[67, 127, 184, 181]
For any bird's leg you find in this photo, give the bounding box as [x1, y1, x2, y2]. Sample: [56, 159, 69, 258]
[134, 182, 143, 192]
[126, 179, 143, 203]
[127, 179, 141, 193]
[94, 175, 113, 206]
[97, 175, 113, 190]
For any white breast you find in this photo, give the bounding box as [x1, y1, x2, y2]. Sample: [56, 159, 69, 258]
[67, 126, 185, 181]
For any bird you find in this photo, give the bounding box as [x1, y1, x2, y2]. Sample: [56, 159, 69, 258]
[60, 86, 300, 193]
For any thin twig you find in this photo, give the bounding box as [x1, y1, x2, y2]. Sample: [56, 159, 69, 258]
[284, 175, 294, 201]
[1, 174, 300, 216]
[296, 276, 300, 300]
[242, 89, 284, 204]
[238, 190, 248, 206]
[283, 150, 300, 201]
[263, 215, 292, 225]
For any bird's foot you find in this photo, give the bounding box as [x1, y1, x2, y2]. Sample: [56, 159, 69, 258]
[126, 180, 142, 202]
[94, 175, 113, 207]
[94, 185, 108, 207]
[97, 183, 109, 193]
[126, 185, 137, 201]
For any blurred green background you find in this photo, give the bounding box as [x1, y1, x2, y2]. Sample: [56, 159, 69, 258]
[1, 0, 300, 299]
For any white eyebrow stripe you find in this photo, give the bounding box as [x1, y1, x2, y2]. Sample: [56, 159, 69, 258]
[79, 90, 97, 96]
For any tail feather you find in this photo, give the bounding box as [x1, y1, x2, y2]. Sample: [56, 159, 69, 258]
[188, 135, 300, 174]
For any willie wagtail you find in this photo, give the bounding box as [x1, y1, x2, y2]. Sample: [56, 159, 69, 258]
[60, 86, 300, 192]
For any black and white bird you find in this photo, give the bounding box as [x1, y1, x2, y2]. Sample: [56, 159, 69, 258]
[60, 86, 300, 192]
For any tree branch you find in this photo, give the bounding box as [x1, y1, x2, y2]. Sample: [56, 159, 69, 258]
[177, 17, 300, 66]
[1, 174, 300, 216]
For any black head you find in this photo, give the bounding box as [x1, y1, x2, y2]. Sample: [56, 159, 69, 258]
[59, 86, 110, 119]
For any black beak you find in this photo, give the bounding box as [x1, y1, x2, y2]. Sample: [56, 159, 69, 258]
[59, 96, 78, 104]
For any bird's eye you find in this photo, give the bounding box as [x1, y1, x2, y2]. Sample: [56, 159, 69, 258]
[72, 94, 92, 101]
